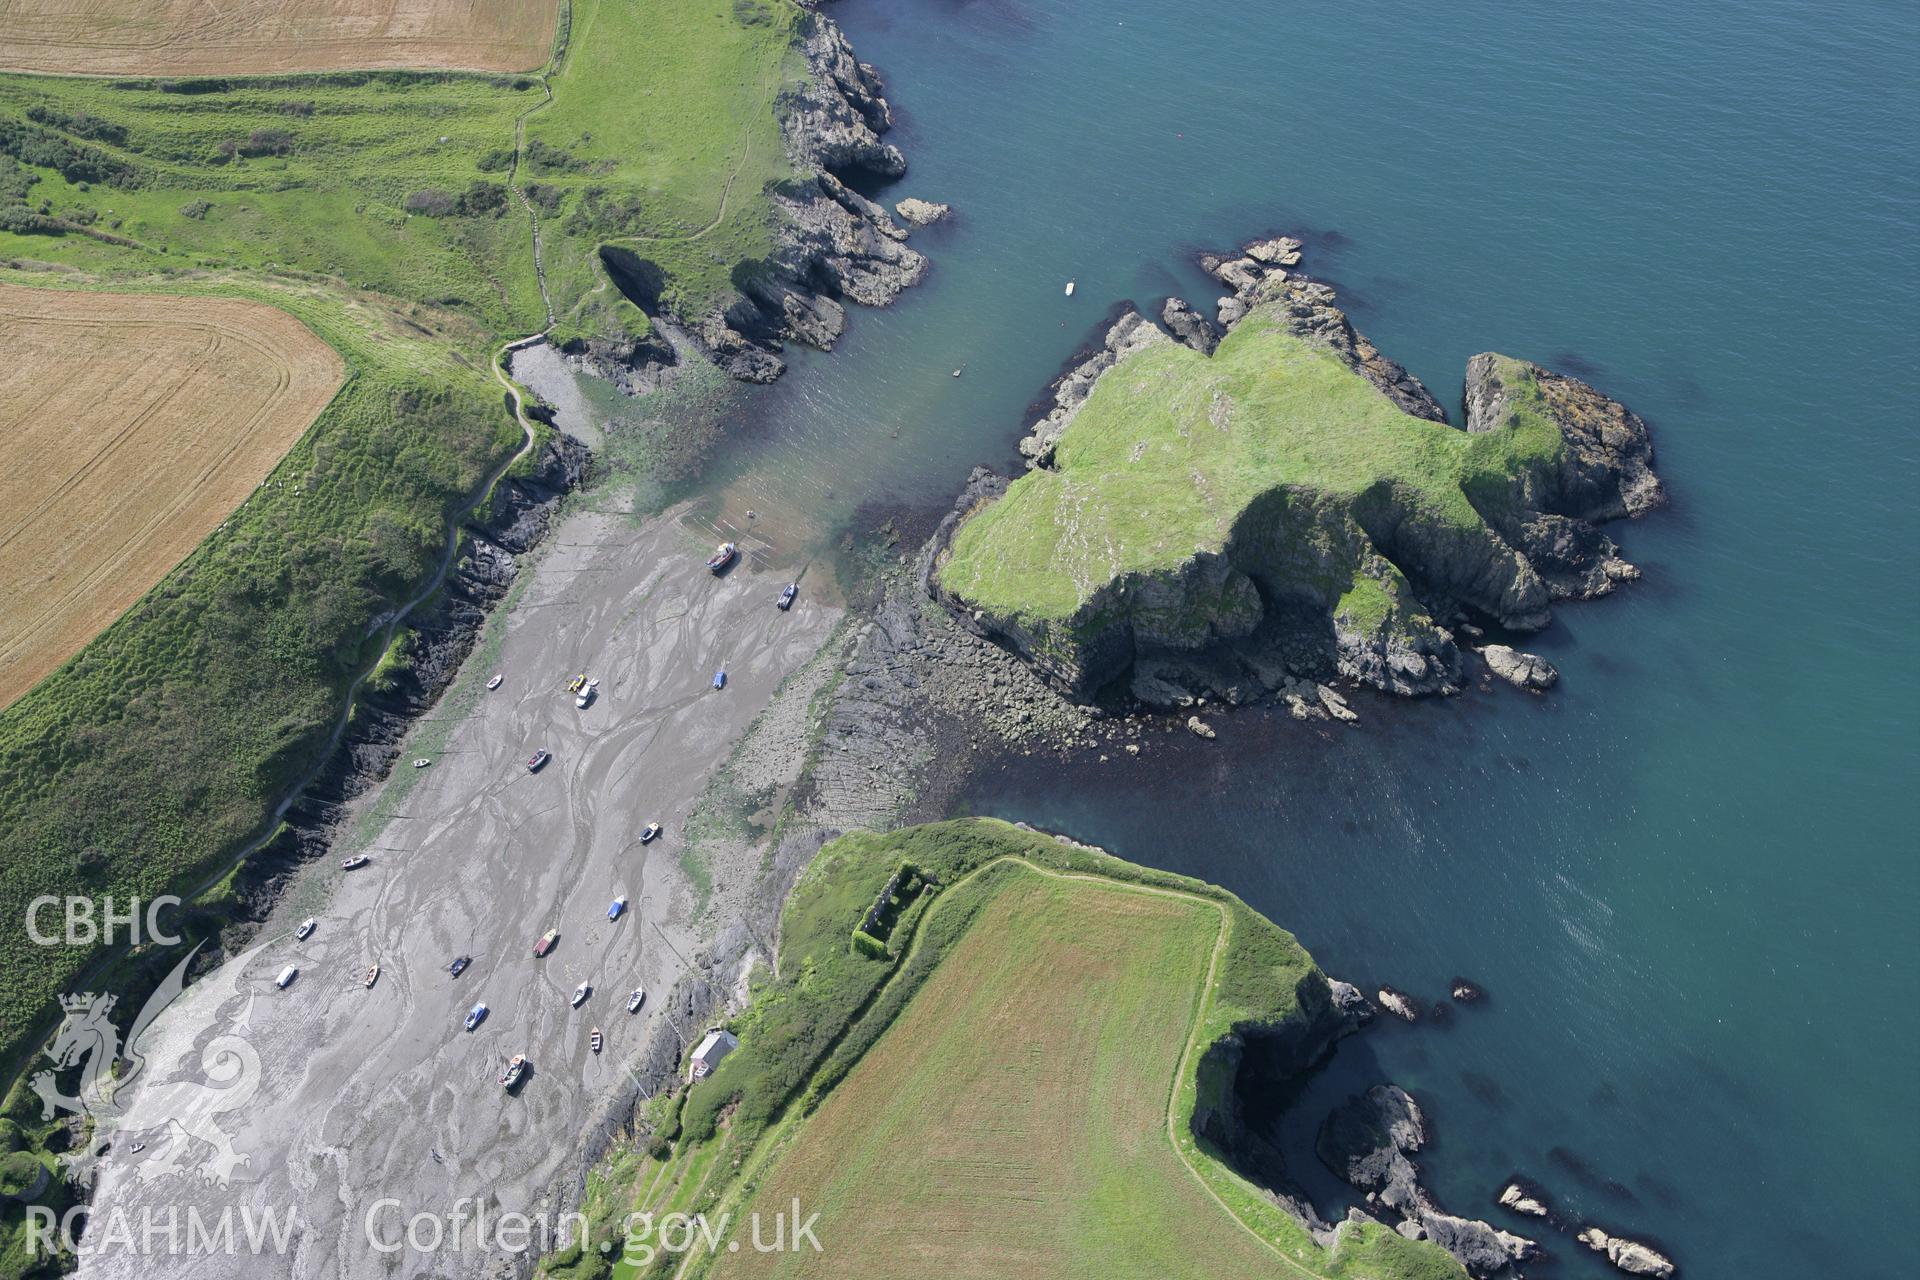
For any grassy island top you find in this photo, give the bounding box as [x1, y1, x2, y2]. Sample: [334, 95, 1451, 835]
[938, 305, 1564, 626]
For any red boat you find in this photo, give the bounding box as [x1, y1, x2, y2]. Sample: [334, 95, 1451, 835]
[533, 929, 559, 958]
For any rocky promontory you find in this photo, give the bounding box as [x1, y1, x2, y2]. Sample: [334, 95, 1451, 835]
[929, 235, 1663, 707]
[1318, 1085, 1539, 1277]
[580, 11, 927, 387]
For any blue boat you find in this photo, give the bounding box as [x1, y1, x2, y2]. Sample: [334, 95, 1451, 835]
[712, 670, 726, 690]
[608, 895, 627, 921]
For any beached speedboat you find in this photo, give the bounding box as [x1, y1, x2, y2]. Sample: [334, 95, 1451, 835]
[712, 670, 726, 690]
[500, 1055, 527, 1089]
[486, 674, 503, 691]
[705, 542, 737, 574]
[295, 917, 316, 941]
[570, 981, 591, 1008]
[340, 855, 369, 870]
[777, 583, 798, 610]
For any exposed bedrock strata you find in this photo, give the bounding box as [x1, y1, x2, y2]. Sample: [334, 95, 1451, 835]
[930, 235, 1664, 707]
[1318, 1085, 1540, 1278]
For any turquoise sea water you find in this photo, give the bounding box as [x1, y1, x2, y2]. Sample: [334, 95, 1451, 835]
[700, 1, 1918, 1275]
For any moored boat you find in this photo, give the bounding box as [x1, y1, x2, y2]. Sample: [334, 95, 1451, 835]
[500, 1054, 527, 1089]
[705, 542, 737, 573]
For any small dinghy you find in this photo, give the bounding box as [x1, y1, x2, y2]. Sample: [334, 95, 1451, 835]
[363, 964, 379, 989]
[296, 917, 316, 941]
[712, 670, 726, 690]
[486, 673, 503, 690]
[1064, 280, 1076, 296]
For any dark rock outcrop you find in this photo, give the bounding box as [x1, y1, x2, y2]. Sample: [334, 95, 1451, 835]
[1161, 295, 1220, 355]
[1319, 1086, 1539, 1277]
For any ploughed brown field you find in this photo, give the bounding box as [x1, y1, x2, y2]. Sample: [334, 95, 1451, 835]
[0, 0, 560, 77]
[0, 283, 343, 709]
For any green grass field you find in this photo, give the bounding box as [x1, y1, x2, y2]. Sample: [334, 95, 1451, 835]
[936, 305, 1566, 646]
[0, 0, 805, 345]
[540, 819, 1462, 1280]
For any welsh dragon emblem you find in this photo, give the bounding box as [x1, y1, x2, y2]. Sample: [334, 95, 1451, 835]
[32, 942, 262, 1185]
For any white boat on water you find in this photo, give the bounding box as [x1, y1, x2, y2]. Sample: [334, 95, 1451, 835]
[1064, 280, 1076, 296]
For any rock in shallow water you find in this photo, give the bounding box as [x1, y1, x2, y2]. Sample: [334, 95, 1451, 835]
[1498, 1181, 1549, 1218]
[1482, 644, 1559, 691]
[1578, 1226, 1677, 1277]
[893, 197, 951, 226]
[1376, 986, 1421, 1022]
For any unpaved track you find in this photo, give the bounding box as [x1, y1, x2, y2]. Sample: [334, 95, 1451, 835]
[0, 284, 343, 710]
[77, 507, 839, 1279]
[0, 0, 561, 76]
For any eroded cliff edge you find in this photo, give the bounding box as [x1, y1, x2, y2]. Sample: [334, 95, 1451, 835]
[929, 237, 1663, 706]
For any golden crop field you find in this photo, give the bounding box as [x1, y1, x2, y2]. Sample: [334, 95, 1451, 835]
[710, 869, 1292, 1279]
[0, 0, 561, 77]
[0, 284, 343, 709]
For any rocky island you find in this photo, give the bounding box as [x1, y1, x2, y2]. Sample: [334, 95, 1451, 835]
[930, 237, 1663, 707]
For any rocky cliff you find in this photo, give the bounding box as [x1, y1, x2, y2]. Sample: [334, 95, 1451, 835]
[689, 12, 925, 383]
[931, 236, 1663, 707]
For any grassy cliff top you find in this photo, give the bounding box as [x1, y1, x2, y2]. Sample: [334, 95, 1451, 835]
[550, 818, 1463, 1280]
[938, 305, 1564, 626]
